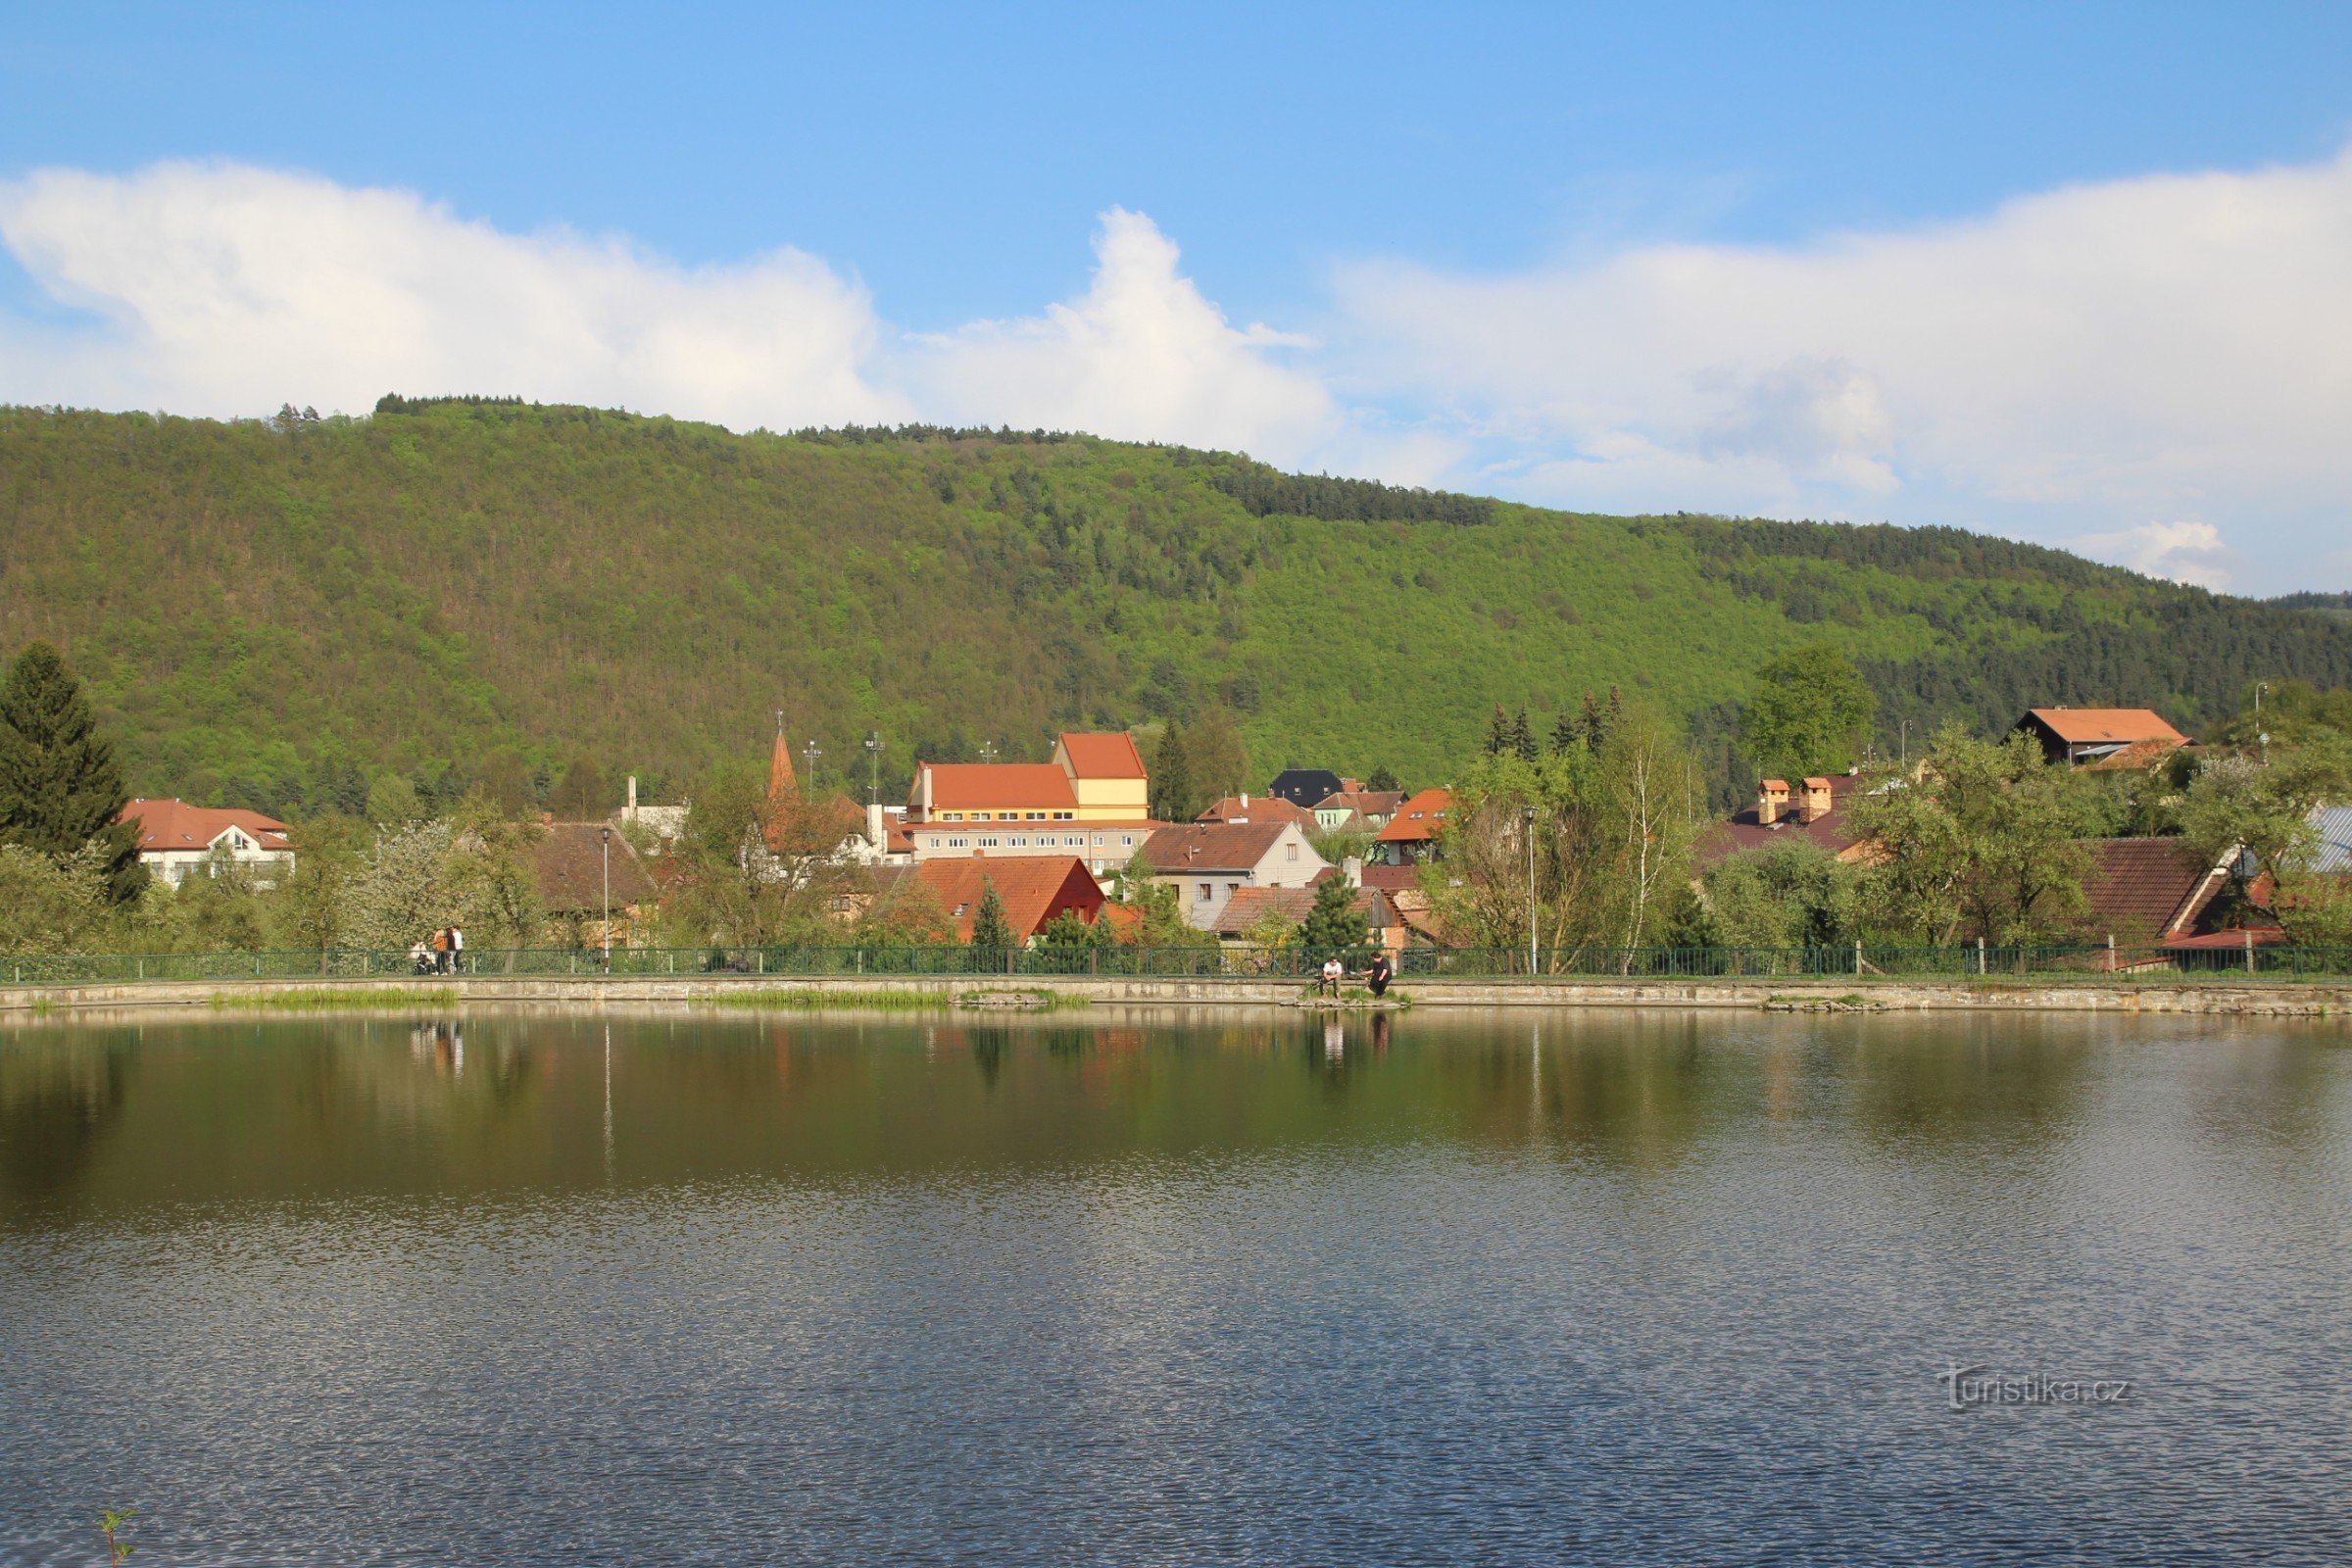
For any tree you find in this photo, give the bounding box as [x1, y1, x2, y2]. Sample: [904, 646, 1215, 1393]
[366, 773, 424, 826]
[1846, 725, 2099, 944]
[548, 757, 610, 819]
[269, 813, 368, 960]
[1300, 873, 1369, 953]
[1037, 907, 1113, 949]
[2176, 736, 2352, 939]
[0, 643, 144, 903]
[969, 881, 1017, 955]
[447, 808, 547, 957]
[1507, 707, 1539, 762]
[1151, 723, 1196, 821]
[340, 819, 461, 951]
[476, 750, 537, 818]
[1484, 705, 1514, 758]
[1366, 765, 1400, 793]
[1738, 642, 1878, 782]
[1703, 842, 1857, 949]
[1245, 904, 1302, 950]
[0, 842, 115, 955]
[1183, 708, 1250, 806]
[1111, 852, 1216, 949]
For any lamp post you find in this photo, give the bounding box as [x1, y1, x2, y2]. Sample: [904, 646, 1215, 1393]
[600, 824, 612, 968]
[2256, 683, 2271, 764]
[1522, 804, 1539, 976]
[802, 739, 821, 796]
[864, 731, 884, 804]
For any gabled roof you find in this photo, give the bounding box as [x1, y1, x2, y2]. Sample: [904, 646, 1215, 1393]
[1141, 820, 1301, 872]
[2081, 838, 2229, 939]
[919, 762, 1079, 811]
[118, 799, 292, 854]
[1211, 883, 1397, 938]
[1315, 789, 1406, 817]
[912, 856, 1104, 940]
[1268, 768, 1346, 807]
[537, 821, 655, 911]
[1057, 731, 1149, 779]
[1357, 862, 1423, 894]
[2024, 708, 2187, 747]
[1693, 773, 1867, 869]
[763, 791, 865, 854]
[1196, 794, 1317, 827]
[1374, 788, 1452, 844]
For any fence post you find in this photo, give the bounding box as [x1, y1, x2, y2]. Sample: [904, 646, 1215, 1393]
[1977, 937, 1986, 976]
[2107, 934, 2116, 974]
[1854, 941, 1863, 977]
[2245, 931, 2255, 976]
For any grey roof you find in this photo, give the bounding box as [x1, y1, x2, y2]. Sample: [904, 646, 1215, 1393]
[2309, 805, 2352, 874]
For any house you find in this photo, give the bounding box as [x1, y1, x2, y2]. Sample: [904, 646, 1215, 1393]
[2015, 708, 2188, 767]
[900, 855, 1111, 942]
[760, 731, 896, 866]
[1311, 789, 1406, 834]
[2079, 837, 2282, 960]
[903, 731, 1159, 874]
[1196, 793, 1318, 829]
[1373, 788, 1452, 865]
[2306, 805, 2352, 874]
[1267, 768, 1349, 810]
[1693, 773, 1873, 870]
[1140, 819, 1328, 930]
[1210, 879, 1406, 953]
[536, 821, 656, 946]
[614, 774, 690, 847]
[117, 799, 295, 888]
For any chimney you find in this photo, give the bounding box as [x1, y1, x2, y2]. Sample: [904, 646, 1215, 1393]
[625, 774, 638, 821]
[1344, 856, 1362, 889]
[1757, 779, 1789, 826]
[1242, 793, 1250, 808]
[918, 764, 933, 817]
[867, 800, 886, 848]
[1796, 777, 1834, 824]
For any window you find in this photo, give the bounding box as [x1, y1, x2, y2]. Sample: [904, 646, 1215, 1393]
[1065, 835, 1083, 847]
[1197, 882, 1213, 902]
[1092, 834, 1103, 847]
[979, 836, 1000, 848]
[1027, 811, 1047, 821]
[1121, 835, 1135, 848]
[1054, 811, 1074, 821]
[1228, 883, 1241, 897]
[1011, 836, 1029, 847]
[947, 836, 967, 849]
[1286, 843, 1298, 861]
[943, 812, 964, 822]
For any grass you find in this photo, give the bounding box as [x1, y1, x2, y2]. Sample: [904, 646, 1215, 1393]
[209, 986, 463, 1012]
[689, 987, 957, 1011]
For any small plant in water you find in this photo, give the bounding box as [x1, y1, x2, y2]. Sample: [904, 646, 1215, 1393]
[99, 1507, 136, 1564]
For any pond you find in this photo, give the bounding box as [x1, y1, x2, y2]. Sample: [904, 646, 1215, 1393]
[4, 1007, 2349, 1564]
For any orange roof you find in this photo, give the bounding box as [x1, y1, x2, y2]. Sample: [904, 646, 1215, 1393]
[1374, 788, 1452, 844]
[767, 730, 798, 800]
[1057, 731, 1148, 779]
[118, 799, 293, 854]
[1196, 794, 1317, 827]
[2026, 708, 2186, 747]
[919, 762, 1079, 811]
[912, 856, 1106, 940]
[1759, 778, 1790, 792]
[1802, 776, 1834, 790]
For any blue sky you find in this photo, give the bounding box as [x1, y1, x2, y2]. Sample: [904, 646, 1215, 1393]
[5, 3, 2351, 592]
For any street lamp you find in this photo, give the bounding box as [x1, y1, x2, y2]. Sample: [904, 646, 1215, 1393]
[864, 731, 885, 804]
[600, 824, 612, 968]
[801, 739, 821, 796]
[1522, 804, 1539, 976]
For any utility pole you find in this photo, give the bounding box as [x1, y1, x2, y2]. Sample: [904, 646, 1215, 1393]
[864, 731, 884, 804]
[980, 740, 999, 764]
[600, 824, 612, 968]
[1522, 804, 1539, 976]
[802, 739, 820, 796]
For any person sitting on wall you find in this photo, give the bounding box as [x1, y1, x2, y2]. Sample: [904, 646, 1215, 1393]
[1319, 955, 1345, 998]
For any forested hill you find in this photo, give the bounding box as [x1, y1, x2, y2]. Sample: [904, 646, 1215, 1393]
[3, 399, 2348, 816]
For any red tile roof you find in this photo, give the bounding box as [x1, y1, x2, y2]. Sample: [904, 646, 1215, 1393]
[2082, 838, 2230, 939]
[1211, 884, 1397, 938]
[1057, 731, 1148, 779]
[1375, 788, 1452, 844]
[118, 799, 292, 854]
[913, 856, 1106, 940]
[1140, 820, 1303, 872]
[919, 762, 1079, 811]
[2025, 709, 2187, 747]
[1315, 789, 1406, 818]
[536, 822, 656, 911]
[1357, 862, 1423, 894]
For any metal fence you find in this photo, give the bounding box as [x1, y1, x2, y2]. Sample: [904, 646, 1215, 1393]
[3, 941, 2350, 986]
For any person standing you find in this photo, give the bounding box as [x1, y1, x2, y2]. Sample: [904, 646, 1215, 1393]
[430, 926, 450, 974]
[449, 924, 465, 976]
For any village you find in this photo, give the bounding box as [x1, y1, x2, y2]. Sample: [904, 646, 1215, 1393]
[97, 694, 2352, 972]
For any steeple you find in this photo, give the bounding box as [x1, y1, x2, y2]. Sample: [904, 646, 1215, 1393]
[767, 711, 797, 802]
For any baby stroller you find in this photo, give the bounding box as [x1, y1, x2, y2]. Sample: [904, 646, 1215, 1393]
[411, 940, 438, 975]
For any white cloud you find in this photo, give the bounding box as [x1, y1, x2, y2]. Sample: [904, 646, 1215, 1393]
[1332, 147, 2352, 576]
[0, 162, 905, 429]
[2074, 519, 2236, 590]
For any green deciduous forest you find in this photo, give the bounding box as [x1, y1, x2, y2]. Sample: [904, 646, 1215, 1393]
[5, 399, 2350, 819]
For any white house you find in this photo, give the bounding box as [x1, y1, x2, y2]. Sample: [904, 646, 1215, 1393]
[1139, 819, 1328, 930]
[118, 799, 296, 887]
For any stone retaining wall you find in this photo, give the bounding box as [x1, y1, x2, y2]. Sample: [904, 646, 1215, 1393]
[0, 973, 2346, 1018]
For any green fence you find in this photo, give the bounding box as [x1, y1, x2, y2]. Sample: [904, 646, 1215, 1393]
[2, 942, 2350, 986]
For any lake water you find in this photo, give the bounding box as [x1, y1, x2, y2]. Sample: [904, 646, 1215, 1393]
[4, 1006, 2350, 1565]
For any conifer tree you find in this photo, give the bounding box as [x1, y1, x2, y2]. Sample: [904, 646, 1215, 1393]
[1300, 873, 1369, 953]
[968, 880, 1017, 955]
[0, 643, 143, 903]
[1575, 690, 1608, 753]
[1484, 705, 1513, 758]
[1509, 707, 1539, 761]
[1366, 764, 1399, 793]
[1549, 704, 1581, 756]
[1151, 723, 1195, 821]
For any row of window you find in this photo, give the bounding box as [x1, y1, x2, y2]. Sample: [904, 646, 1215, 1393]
[935, 833, 1140, 851]
[935, 810, 1077, 822]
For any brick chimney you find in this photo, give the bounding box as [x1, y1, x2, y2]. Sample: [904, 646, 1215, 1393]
[1757, 779, 1790, 826]
[1796, 777, 1834, 824]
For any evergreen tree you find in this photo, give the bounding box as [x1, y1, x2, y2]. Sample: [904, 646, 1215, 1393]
[548, 756, 610, 819]
[1184, 708, 1250, 805]
[968, 880, 1017, 954]
[1484, 705, 1513, 758]
[0, 643, 144, 903]
[1151, 723, 1196, 821]
[1300, 874, 1369, 952]
[1366, 764, 1400, 793]
[1509, 707, 1539, 761]
[1575, 690, 1610, 753]
[1549, 704, 1581, 756]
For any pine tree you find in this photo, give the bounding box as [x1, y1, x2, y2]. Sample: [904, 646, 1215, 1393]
[1152, 722, 1195, 821]
[1576, 689, 1608, 753]
[1549, 704, 1581, 756]
[1300, 874, 1369, 953]
[969, 880, 1017, 954]
[1366, 764, 1399, 793]
[0, 643, 144, 903]
[1484, 705, 1513, 758]
[1509, 707, 1539, 761]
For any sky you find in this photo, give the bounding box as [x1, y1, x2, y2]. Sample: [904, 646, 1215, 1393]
[4, 2, 2350, 594]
